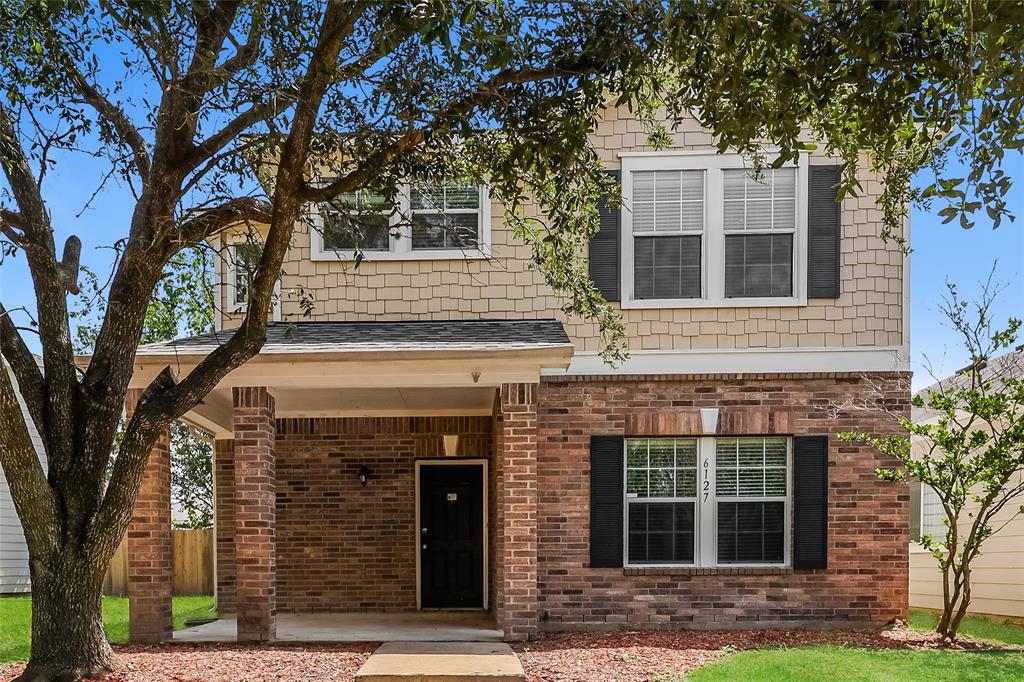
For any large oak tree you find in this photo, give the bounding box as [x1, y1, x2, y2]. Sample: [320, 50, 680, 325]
[1, 1, 1022, 680]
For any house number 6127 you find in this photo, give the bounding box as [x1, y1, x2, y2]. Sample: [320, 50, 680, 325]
[703, 457, 710, 501]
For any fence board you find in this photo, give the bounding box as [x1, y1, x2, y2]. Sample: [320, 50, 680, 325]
[103, 528, 213, 596]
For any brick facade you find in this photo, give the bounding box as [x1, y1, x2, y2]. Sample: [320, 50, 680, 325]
[493, 384, 540, 640]
[124, 389, 173, 643]
[232, 386, 277, 641]
[208, 374, 910, 638]
[213, 438, 236, 612]
[217, 415, 493, 612]
[535, 372, 911, 630]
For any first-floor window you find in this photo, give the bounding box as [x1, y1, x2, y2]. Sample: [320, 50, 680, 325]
[624, 436, 790, 567]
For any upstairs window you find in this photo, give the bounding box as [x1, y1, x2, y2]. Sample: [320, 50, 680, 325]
[312, 181, 489, 261]
[411, 182, 482, 250]
[229, 242, 263, 308]
[723, 168, 796, 298]
[322, 191, 393, 252]
[632, 170, 703, 300]
[621, 153, 806, 308]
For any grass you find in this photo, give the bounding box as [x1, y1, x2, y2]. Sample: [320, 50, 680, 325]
[909, 609, 1024, 646]
[688, 646, 1024, 682]
[690, 612, 1024, 681]
[0, 596, 216, 663]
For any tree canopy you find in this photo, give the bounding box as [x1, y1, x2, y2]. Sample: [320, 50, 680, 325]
[1, 1, 1023, 679]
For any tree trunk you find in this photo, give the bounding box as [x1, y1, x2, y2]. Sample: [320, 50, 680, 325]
[16, 553, 122, 682]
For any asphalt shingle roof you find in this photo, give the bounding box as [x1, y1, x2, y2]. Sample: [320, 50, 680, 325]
[912, 346, 1024, 422]
[134, 319, 573, 356]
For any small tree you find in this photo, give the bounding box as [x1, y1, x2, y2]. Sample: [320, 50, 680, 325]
[842, 279, 1023, 640]
[170, 422, 214, 530]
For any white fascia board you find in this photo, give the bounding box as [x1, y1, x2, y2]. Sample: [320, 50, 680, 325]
[544, 346, 911, 376]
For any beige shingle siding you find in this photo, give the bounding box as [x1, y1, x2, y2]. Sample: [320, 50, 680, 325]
[217, 110, 904, 352]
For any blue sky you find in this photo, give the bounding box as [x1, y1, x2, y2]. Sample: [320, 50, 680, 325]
[2, 145, 1022, 391]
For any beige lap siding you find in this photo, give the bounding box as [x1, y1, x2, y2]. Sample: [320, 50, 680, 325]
[535, 372, 911, 629]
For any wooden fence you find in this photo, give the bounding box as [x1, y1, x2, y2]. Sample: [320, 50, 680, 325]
[103, 528, 214, 596]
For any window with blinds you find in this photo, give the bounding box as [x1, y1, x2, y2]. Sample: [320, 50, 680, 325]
[631, 170, 703, 299]
[623, 436, 791, 567]
[723, 168, 796, 298]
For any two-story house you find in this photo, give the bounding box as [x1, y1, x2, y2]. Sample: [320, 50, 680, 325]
[121, 109, 910, 644]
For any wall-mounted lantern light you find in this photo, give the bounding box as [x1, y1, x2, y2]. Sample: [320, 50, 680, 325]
[357, 465, 372, 487]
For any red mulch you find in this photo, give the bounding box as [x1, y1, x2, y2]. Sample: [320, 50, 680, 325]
[0, 625, 1005, 682]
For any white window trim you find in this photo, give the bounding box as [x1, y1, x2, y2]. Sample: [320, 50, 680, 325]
[620, 152, 808, 309]
[224, 238, 281, 321]
[310, 184, 492, 261]
[622, 436, 792, 569]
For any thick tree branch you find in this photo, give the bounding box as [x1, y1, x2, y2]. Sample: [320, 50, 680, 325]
[0, 301, 45, 434]
[0, 363, 60, 556]
[300, 57, 605, 203]
[67, 63, 152, 179]
[177, 197, 274, 244]
[89, 1, 362, 554]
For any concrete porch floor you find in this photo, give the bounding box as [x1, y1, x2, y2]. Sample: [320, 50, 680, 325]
[173, 611, 504, 643]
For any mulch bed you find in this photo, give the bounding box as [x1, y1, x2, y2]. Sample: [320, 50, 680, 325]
[0, 624, 1008, 682]
[512, 624, 1003, 682]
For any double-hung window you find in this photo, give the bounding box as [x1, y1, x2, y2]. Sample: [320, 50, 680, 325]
[623, 436, 791, 567]
[723, 168, 796, 298]
[312, 181, 489, 260]
[631, 171, 704, 299]
[622, 153, 806, 307]
[228, 242, 263, 308]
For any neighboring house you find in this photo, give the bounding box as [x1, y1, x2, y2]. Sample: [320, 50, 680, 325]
[114, 108, 911, 643]
[909, 348, 1024, 622]
[1, 361, 46, 594]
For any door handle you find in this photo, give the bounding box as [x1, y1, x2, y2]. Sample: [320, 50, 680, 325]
[422, 543, 428, 550]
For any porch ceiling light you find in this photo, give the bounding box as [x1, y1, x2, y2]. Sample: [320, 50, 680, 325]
[357, 464, 372, 486]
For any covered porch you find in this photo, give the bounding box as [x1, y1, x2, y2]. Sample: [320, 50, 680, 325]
[119, 320, 572, 644]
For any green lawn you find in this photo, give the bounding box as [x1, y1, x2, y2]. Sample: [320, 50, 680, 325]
[0, 596, 216, 663]
[690, 611, 1024, 682]
[908, 609, 1024, 646]
[688, 646, 1024, 682]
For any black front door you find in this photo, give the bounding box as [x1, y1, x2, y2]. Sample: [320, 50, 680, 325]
[419, 464, 484, 608]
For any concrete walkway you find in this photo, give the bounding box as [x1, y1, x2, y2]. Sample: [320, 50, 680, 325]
[355, 642, 525, 681]
[174, 611, 504, 643]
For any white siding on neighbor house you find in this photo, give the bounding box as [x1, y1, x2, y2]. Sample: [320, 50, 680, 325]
[910, 475, 1024, 620]
[0, 367, 46, 594]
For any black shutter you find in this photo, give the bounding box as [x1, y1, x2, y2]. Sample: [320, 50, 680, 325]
[793, 435, 829, 569]
[807, 165, 842, 298]
[589, 170, 621, 302]
[590, 435, 624, 568]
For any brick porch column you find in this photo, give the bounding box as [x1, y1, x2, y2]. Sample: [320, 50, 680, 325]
[213, 438, 236, 613]
[494, 383, 539, 641]
[232, 386, 277, 642]
[125, 389, 173, 643]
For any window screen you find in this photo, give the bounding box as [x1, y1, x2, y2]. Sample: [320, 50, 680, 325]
[410, 182, 482, 250]
[723, 168, 795, 298]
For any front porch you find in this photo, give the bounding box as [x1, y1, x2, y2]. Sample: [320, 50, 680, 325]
[174, 611, 503, 643]
[117, 320, 572, 645]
